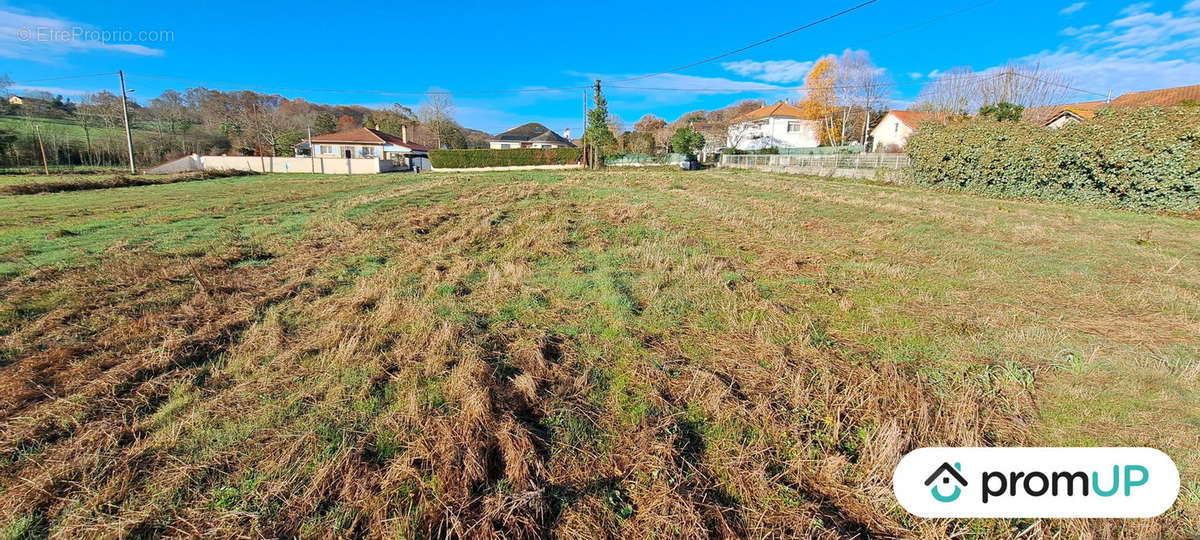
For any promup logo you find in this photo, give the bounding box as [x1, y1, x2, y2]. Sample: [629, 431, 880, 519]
[925, 462, 967, 502]
[894, 448, 1179, 518]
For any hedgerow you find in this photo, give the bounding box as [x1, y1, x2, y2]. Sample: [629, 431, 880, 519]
[429, 147, 581, 168]
[906, 107, 1200, 211]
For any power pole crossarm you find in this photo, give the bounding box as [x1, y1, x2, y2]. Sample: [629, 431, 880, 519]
[119, 70, 136, 174]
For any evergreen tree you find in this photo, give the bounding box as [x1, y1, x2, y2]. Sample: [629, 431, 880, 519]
[584, 80, 616, 168]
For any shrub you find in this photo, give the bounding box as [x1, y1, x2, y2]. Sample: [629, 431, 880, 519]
[428, 147, 581, 168]
[906, 107, 1200, 212]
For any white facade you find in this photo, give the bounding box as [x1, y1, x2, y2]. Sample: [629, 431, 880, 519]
[727, 117, 819, 151]
[869, 113, 917, 152]
[488, 141, 568, 149]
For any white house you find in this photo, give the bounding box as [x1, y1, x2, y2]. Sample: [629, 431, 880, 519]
[488, 123, 575, 149]
[299, 126, 431, 170]
[870, 111, 940, 152]
[726, 102, 819, 151]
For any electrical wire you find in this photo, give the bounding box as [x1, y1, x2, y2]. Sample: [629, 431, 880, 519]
[607, 0, 880, 83]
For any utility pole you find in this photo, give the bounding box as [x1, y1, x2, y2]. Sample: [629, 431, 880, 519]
[582, 89, 589, 168]
[34, 124, 48, 175]
[118, 70, 136, 174]
[307, 125, 315, 173]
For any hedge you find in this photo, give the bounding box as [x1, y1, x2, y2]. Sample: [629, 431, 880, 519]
[428, 147, 581, 168]
[906, 107, 1200, 212]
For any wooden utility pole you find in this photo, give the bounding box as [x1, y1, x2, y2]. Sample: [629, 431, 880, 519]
[34, 124, 48, 175]
[118, 70, 136, 174]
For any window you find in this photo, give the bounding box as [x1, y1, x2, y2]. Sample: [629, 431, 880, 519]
[360, 146, 377, 157]
[540, 144, 551, 148]
[501, 143, 511, 149]
[894, 122, 899, 134]
[787, 122, 804, 132]
[319, 145, 332, 155]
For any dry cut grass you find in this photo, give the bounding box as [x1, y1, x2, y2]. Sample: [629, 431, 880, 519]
[0, 169, 1196, 538]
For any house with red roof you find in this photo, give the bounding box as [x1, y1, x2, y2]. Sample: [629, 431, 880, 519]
[869, 110, 941, 152]
[726, 102, 820, 151]
[1037, 84, 1200, 128]
[303, 126, 430, 159]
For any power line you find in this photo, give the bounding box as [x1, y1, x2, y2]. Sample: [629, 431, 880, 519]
[1009, 71, 1107, 98]
[608, 0, 880, 83]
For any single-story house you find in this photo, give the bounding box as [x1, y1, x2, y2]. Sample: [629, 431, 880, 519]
[1042, 105, 1101, 128]
[726, 102, 819, 151]
[1036, 84, 1200, 128]
[488, 123, 575, 149]
[7, 96, 24, 105]
[870, 110, 941, 152]
[299, 126, 431, 169]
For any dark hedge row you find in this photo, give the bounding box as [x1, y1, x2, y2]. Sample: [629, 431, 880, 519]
[906, 107, 1200, 212]
[429, 147, 581, 168]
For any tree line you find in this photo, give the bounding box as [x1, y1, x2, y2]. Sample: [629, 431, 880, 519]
[0, 75, 478, 169]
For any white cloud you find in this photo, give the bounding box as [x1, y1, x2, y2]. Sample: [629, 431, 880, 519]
[908, 72, 923, 80]
[720, 59, 814, 83]
[1060, 2, 1087, 15]
[11, 85, 96, 97]
[1021, 1, 1200, 95]
[0, 8, 166, 62]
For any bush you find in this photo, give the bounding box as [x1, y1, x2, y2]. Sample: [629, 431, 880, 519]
[906, 107, 1200, 212]
[428, 147, 581, 168]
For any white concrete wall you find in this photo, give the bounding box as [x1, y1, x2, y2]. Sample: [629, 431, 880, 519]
[488, 141, 570, 149]
[727, 117, 820, 150]
[147, 154, 202, 174]
[870, 114, 916, 151]
[147, 154, 425, 175]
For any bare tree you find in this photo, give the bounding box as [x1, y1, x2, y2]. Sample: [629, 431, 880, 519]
[418, 91, 456, 150]
[836, 50, 893, 145]
[914, 63, 1073, 120]
[913, 67, 982, 116]
[976, 63, 1076, 122]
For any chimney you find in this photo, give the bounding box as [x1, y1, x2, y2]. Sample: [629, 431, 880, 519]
[402, 125, 408, 143]
[563, 128, 571, 139]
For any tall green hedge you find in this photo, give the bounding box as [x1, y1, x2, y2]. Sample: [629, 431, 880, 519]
[428, 148, 581, 168]
[906, 108, 1200, 211]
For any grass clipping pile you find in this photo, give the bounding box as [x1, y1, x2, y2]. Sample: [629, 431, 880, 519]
[0, 178, 1176, 538]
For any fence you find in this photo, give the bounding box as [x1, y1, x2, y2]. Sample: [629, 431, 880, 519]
[719, 153, 909, 181]
[605, 153, 689, 166]
[721, 153, 908, 169]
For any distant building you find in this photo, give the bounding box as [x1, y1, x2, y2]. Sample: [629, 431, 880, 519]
[299, 126, 431, 169]
[725, 102, 820, 151]
[1036, 84, 1200, 128]
[7, 96, 23, 105]
[488, 123, 575, 149]
[692, 121, 724, 161]
[1041, 104, 1103, 128]
[870, 110, 941, 152]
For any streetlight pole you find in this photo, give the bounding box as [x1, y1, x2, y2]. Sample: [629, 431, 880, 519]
[118, 70, 136, 174]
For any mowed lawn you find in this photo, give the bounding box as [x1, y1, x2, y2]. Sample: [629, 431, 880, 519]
[0, 169, 1196, 537]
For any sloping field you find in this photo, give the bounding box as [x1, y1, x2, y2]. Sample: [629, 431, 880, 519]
[0, 169, 1197, 537]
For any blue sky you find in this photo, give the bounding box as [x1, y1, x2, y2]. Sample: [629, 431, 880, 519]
[2, 0, 1198, 134]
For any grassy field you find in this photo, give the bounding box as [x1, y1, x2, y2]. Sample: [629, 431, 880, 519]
[0, 168, 1196, 537]
[0, 115, 156, 146]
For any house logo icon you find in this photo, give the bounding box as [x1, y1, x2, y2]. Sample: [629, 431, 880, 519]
[925, 462, 968, 502]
